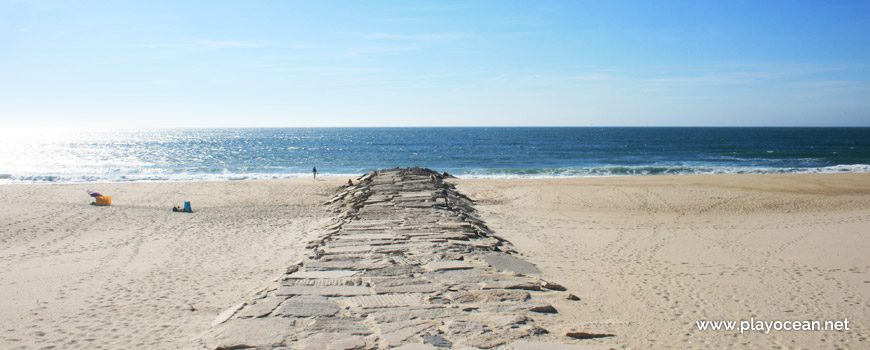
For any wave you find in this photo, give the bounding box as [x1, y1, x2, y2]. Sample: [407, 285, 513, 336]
[0, 172, 363, 184]
[454, 164, 870, 179]
[1, 165, 868, 184]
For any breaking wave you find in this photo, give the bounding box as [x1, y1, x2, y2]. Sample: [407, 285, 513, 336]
[1, 165, 868, 184]
[454, 164, 870, 179]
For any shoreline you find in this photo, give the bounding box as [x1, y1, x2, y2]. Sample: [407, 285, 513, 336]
[1, 172, 868, 349]
[3, 165, 870, 185]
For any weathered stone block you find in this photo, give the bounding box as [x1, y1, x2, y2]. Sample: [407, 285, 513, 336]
[235, 297, 287, 318]
[273, 296, 340, 317]
[366, 307, 464, 323]
[287, 270, 360, 279]
[276, 285, 371, 297]
[425, 261, 476, 271]
[297, 333, 368, 350]
[211, 302, 245, 326]
[420, 333, 453, 348]
[479, 280, 543, 291]
[381, 321, 435, 347]
[391, 343, 438, 350]
[373, 283, 443, 294]
[327, 239, 399, 248]
[300, 317, 373, 336]
[365, 264, 423, 277]
[339, 293, 426, 309]
[303, 259, 389, 271]
[482, 302, 557, 314]
[332, 233, 397, 240]
[201, 318, 295, 350]
[282, 278, 361, 286]
[326, 245, 373, 254]
[482, 254, 541, 275]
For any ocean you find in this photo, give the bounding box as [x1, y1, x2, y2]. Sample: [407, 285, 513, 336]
[1, 127, 868, 183]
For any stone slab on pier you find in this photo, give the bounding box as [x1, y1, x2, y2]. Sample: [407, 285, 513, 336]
[200, 167, 591, 350]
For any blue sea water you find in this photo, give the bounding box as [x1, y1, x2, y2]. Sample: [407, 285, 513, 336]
[1, 127, 868, 183]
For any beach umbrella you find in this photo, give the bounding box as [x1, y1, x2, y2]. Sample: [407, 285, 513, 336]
[87, 190, 103, 197]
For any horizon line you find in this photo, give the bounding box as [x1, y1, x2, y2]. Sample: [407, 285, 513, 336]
[3, 125, 870, 130]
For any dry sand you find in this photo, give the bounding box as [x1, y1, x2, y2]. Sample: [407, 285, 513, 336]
[1, 173, 868, 349]
[0, 177, 345, 349]
[454, 173, 870, 349]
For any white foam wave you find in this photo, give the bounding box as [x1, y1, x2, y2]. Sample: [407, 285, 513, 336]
[0, 172, 363, 184]
[453, 164, 870, 179]
[1, 165, 868, 184]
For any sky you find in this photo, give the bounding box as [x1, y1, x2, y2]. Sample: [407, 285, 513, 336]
[1, 0, 869, 127]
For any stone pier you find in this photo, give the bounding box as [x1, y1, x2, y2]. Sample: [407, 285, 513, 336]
[200, 167, 591, 350]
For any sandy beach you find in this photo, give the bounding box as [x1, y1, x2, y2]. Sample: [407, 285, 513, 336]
[1, 173, 869, 349]
[454, 173, 870, 349]
[0, 177, 347, 349]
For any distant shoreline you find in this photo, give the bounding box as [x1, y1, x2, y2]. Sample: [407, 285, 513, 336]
[2, 165, 869, 185]
[1, 170, 869, 186]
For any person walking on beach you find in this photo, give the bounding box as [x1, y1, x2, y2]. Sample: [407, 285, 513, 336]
[312, 166, 318, 179]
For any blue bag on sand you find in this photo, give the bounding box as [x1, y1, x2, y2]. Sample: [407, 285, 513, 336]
[184, 201, 192, 213]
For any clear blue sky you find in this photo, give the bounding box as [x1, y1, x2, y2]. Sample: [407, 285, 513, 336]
[1, 0, 868, 127]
